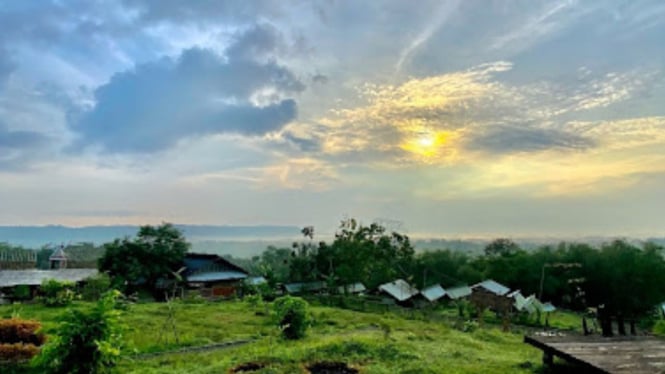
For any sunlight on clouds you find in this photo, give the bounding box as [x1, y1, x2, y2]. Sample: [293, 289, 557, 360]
[299, 62, 665, 198]
[258, 158, 339, 191]
[315, 62, 514, 163]
[400, 128, 458, 162]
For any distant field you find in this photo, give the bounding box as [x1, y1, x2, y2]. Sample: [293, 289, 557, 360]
[0, 299, 586, 373]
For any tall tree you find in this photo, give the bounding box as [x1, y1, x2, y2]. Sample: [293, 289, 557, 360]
[98, 223, 189, 293]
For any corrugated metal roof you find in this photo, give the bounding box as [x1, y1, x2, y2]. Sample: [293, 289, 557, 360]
[246, 276, 267, 285]
[472, 279, 510, 296]
[187, 271, 247, 282]
[541, 302, 556, 313]
[513, 292, 531, 312]
[0, 269, 98, 287]
[284, 281, 326, 294]
[420, 284, 446, 302]
[183, 253, 248, 277]
[338, 282, 366, 294]
[378, 279, 419, 302]
[49, 247, 67, 261]
[444, 285, 472, 299]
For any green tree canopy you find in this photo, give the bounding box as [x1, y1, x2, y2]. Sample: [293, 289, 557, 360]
[98, 223, 189, 293]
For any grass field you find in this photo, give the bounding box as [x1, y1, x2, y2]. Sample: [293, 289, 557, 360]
[0, 298, 583, 373]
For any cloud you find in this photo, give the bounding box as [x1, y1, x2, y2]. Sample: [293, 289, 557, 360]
[0, 47, 14, 88]
[71, 26, 304, 153]
[466, 125, 594, 154]
[120, 0, 285, 28]
[0, 121, 47, 149]
[490, 0, 586, 54]
[0, 121, 49, 171]
[302, 62, 662, 166]
[394, 0, 459, 73]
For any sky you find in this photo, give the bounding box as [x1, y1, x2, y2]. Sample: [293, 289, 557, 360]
[1, 0, 665, 237]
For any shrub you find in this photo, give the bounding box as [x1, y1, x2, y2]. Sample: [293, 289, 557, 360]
[245, 293, 264, 309]
[653, 320, 665, 337]
[33, 290, 126, 373]
[273, 296, 310, 340]
[81, 274, 112, 301]
[461, 320, 479, 333]
[12, 285, 32, 301]
[40, 279, 77, 307]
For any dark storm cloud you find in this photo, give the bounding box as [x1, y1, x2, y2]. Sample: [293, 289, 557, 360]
[71, 26, 305, 153]
[467, 125, 595, 154]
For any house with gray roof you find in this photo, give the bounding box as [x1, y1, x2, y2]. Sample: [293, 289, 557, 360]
[472, 279, 511, 296]
[0, 268, 98, 302]
[378, 279, 419, 305]
[444, 285, 472, 300]
[420, 284, 446, 303]
[338, 282, 366, 295]
[183, 253, 248, 299]
[283, 281, 326, 294]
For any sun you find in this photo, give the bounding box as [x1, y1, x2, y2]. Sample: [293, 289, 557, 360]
[401, 130, 451, 160]
[417, 135, 435, 148]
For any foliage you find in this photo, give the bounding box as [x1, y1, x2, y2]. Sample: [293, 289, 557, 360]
[98, 223, 189, 294]
[461, 320, 479, 333]
[652, 320, 665, 337]
[484, 238, 520, 257]
[33, 290, 126, 374]
[12, 285, 32, 301]
[40, 279, 77, 307]
[81, 273, 113, 301]
[255, 246, 292, 286]
[273, 296, 310, 340]
[244, 293, 263, 310]
[288, 219, 415, 290]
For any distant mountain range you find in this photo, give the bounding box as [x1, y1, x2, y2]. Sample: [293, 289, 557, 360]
[0, 224, 303, 248]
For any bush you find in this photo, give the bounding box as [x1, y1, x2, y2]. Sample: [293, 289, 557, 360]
[273, 296, 310, 340]
[33, 290, 126, 373]
[12, 285, 32, 301]
[40, 279, 77, 307]
[81, 274, 112, 301]
[653, 320, 665, 337]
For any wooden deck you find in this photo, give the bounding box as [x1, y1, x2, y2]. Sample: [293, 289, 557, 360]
[525, 334, 665, 374]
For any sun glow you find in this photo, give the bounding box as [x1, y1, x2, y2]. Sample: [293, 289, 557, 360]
[401, 130, 453, 161]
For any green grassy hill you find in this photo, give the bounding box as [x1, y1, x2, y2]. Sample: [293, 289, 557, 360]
[0, 300, 565, 373]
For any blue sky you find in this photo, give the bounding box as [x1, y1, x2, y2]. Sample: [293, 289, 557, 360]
[1, 0, 664, 237]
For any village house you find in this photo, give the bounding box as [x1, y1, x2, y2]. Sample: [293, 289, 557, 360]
[377, 279, 419, 306]
[337, 282, 366, 295]
[443, 285, 472, 301]
[282, 281, 326, 295]
[0, 248, 97, 302]
[183, 253, 249, 299]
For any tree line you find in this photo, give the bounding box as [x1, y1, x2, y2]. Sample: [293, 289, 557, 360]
[236, 219, 665, 333]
